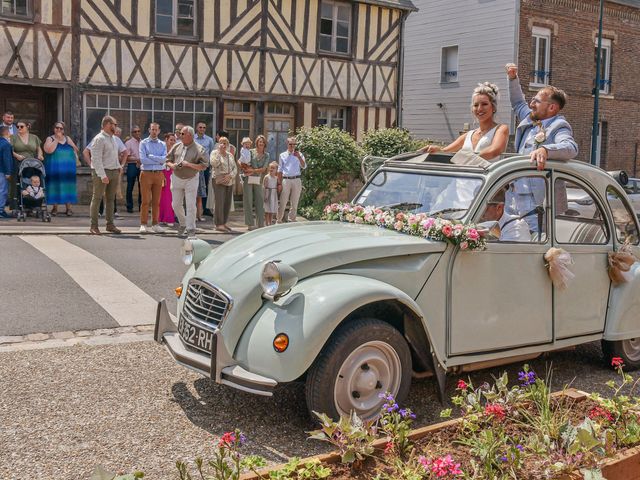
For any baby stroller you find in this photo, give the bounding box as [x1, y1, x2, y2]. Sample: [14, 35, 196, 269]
[15, 158, 51, 222]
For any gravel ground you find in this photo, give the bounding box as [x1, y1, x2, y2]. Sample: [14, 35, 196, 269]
[0, 339, 622, 480]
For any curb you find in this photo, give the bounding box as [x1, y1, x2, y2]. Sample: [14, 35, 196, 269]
[0, 324, 156, 352]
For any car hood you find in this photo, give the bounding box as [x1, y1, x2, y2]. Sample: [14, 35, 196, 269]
[188, 221, 446, 353]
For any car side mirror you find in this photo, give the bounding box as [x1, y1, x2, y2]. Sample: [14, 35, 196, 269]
[477, 220, 501, 240]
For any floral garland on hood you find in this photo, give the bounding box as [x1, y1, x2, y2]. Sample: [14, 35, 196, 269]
[323, 203, 487, 251]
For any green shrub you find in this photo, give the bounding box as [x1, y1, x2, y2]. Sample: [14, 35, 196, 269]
[361, 128, 416, 158]
[296, 126, 362, 217]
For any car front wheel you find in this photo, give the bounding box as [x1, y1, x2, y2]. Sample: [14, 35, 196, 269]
[305, 318, 412, 421]
[602, 338, 640, 370]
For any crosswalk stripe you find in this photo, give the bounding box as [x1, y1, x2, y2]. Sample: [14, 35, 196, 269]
[19, 235, 170, 327]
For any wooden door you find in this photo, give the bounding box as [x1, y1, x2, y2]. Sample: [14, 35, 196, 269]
[0, 84, 58, 138]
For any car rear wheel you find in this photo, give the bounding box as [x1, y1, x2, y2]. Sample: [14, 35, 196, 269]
[305, 318, 412, 421]
[602, 338, 640, 370]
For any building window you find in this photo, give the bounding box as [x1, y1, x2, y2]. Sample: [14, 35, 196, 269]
[318, 106, 347, 130]
[265, 103, 295, 160]
[319, 1, 352, 55]
[155, 0, 196, 37]
[0, 0, 30, 18]
[83, 93, 215, 146]
[531, 26, 551, 86]
[595, 38, 612, 94]
[224, 101, 254, 150]
[440, 46, 458, 83]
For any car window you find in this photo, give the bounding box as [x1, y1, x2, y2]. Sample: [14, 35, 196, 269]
[355, 170, 483, 218]
[606, 186, 639, 245]
[556, 180, 608, 244]
[479, 175, 546, 243]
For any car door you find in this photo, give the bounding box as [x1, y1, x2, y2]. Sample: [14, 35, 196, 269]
[448, 172, 553, 356]
[552, 174, 611, 339]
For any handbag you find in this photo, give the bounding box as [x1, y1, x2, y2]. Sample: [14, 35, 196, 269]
[248, 175, 261, 185]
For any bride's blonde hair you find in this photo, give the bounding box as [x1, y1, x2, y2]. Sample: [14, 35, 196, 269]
[471, 82, 500, 117]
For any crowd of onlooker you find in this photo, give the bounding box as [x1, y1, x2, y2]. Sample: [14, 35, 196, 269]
[0, 110, 306, 236]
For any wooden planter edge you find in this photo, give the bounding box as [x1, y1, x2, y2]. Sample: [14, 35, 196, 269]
[240, 388, 640, 480]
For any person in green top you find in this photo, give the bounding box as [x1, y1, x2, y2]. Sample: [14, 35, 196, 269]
[9, 121, 43, 209]
[241, 134, 270, 229]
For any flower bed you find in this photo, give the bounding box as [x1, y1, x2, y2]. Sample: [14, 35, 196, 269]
[322, 203, 487, 251]
[104, 361, 640, 479]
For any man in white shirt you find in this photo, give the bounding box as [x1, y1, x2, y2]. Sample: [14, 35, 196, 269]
[89, 115, 122, 235]
[480, 188, 531, 242]
[277, 136, 306, 223]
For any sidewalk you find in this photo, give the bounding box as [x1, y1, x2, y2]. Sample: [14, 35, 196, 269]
[0, 204, 251, 235]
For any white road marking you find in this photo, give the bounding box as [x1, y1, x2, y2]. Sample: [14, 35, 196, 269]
[19, 235, 174, 326]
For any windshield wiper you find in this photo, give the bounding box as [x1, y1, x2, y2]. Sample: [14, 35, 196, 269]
[380, 202, 423, 210]
[428, 207, 468, 217]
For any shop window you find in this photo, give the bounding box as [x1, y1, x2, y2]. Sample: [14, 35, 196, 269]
[317, 106, 347, 130]
[83, 92, 215, 146]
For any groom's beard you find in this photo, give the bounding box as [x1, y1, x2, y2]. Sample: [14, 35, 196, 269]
[529, 112, 541, 121]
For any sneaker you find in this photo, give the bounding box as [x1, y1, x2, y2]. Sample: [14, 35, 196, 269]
[151, 224, 166, 234]
[114, 212, 123, 219]
[106, 225, 122, 234]
[139, 225, 148, 234]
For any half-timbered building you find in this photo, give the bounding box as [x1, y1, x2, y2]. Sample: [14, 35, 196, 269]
[0, 0, 415, 158]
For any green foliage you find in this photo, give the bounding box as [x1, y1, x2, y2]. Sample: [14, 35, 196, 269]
[308, 411, 377, 466]
[361, 128, 417, 157]
[268, 458, 331, 479]
[295, 126, 362, 214]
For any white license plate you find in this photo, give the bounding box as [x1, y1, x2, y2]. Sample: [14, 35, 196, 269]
[178, 315, 215, 353]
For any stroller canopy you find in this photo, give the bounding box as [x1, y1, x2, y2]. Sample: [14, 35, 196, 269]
[19, 158, 46, 178]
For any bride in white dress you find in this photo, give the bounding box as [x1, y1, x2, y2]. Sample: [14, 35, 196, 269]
[423, 83, 510, 211]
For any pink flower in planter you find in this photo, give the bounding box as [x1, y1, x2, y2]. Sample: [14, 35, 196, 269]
[484, 403, 506, 420]
[589, 406, 614, 422]
[456, 379, 468, 390]
[384, 441, 394, 455]
[420, 454, 463, 477]
[218, 431, 235, 448]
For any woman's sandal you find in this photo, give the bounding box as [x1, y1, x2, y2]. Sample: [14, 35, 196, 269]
[65, 210, 73, 216]
[50, 208, 58, 216]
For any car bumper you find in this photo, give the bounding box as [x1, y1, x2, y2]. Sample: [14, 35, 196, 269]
[154, 298, 278, 397]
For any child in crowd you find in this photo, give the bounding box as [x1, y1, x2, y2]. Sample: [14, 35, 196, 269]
[263, 161, 279, 226]
[22, 175, 44, 200]
[238, 137, 252, 174]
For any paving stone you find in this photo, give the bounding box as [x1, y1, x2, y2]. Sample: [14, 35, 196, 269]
[93, 328, 116, 336]
[115, 327, 138, 334]
[24, 333, 50, 342]
[0, 336, 25, 345]
[74, 330, 93, 337]
[52, 331, 75, 340]
[136, 324, 155, 332]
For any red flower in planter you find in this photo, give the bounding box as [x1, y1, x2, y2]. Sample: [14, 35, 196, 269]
[484, 403, 506, 420]
[420, 454, 463, 477]
[456, 379, 468, 390]
[384, 441, 394, 456]
[218, 431, 236, 448]
[611, 357, 625, 369]
[589, 406, 614, 422]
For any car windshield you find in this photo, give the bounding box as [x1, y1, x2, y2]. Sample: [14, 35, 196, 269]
[354, 170, 483, 218]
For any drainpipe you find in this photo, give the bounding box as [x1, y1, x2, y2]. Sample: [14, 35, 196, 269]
[591, 0, 605, 165]
[396, 11, 409, 128]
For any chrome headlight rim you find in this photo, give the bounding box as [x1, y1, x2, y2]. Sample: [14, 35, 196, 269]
[181, 238, 213, 266]
[261, 260, 298, 300]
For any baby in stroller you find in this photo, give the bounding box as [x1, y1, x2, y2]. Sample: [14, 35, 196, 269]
[16, 158, 51, 222]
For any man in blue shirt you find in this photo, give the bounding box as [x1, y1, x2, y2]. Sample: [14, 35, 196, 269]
[139, 122, 167, 234]
[195, 121, 215, 217]
[0, 126, 12, 218]
[277, 136, 306, 223]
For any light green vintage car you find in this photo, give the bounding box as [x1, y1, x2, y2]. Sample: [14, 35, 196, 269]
[155, 152, 640, 420]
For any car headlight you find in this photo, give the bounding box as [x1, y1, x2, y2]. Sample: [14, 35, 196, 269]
[181, 238, 212, 266]
[261, 261, 298, 300]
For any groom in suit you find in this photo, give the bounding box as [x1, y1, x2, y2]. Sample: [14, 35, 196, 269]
[505, 63, 578, 232]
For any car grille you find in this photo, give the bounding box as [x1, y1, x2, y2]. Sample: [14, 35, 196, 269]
[181, 279, 232, 329]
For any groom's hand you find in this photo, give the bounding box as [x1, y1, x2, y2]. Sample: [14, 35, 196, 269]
[505, 63, 518, 80]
